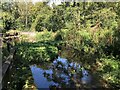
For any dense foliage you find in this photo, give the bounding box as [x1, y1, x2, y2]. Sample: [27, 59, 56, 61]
[1, 1, 120, 89]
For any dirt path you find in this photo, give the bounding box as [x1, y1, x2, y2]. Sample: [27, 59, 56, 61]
[20, 32, 36, 37]
[20, 32, 37, 42]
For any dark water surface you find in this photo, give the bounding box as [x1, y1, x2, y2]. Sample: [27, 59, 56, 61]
[30, 56, 92, 89]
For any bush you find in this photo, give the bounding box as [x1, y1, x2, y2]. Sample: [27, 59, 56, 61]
[35, 30, 54, 41]
[16, 42, 58, 63]
[99, 57, 120, 86]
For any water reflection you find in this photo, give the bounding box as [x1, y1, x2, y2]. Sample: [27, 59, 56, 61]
[30, 56, 92, 89]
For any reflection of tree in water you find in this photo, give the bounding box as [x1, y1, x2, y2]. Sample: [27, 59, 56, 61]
[43, 56, 92, 89]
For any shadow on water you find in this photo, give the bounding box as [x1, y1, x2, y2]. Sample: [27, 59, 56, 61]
[30, 56, 92, 89]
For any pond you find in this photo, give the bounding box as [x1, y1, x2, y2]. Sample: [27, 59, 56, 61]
[30, 56, 92, 89]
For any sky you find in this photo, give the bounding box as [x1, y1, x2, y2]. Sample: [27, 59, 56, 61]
[32, 0, 63, 7]
[32, 0, 42, 4]
[1, 0, 119, 3]
[32, 0, 62, 4]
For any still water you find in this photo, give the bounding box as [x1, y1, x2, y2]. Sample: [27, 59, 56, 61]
[30, 56, 92, 89]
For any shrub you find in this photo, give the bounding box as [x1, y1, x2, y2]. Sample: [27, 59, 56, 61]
[16, 42, 58, 63]
[99, 57, 120, 86]
[35, 30, 53, 41]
